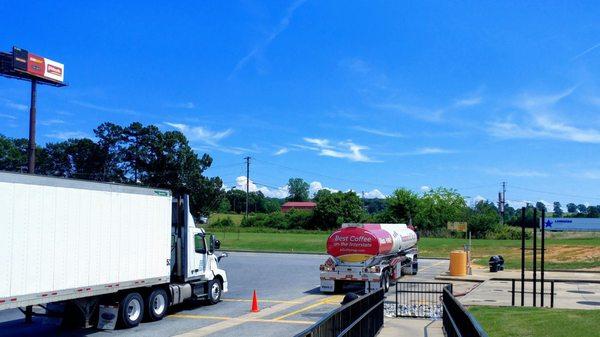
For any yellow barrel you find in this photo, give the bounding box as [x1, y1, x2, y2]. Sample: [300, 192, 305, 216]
[449, 250, 467, 276]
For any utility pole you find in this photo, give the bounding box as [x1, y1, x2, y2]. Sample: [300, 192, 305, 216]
[498, 181, 506, 224]
[27, 79, 37, 174]
[245, 156, 251, 218]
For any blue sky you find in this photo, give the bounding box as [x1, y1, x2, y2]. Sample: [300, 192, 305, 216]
[1, 1, 599, 206]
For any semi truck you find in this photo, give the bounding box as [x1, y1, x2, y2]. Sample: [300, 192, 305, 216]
[320, 223, 418, 293]
[0, 171, 228, 329]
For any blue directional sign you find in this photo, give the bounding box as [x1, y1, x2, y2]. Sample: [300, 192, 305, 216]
[544, 218, 600, 231]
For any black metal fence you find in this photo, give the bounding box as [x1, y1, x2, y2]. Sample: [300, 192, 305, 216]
[510, 278, 555, 308]
[293, 289, 384, 337]
[443, 285, 489, 337]
[393, 281, 451, 318]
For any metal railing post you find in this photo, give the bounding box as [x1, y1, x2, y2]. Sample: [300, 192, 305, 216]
[551, 281, 555, 308]
[395, 282, 398, 317]
[511, 279, 515, 306]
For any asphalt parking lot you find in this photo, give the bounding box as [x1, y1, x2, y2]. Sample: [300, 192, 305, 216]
[0, 253, 451, 337]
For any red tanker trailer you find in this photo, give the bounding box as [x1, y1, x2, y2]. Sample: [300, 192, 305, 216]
[320, 223, 418, 293]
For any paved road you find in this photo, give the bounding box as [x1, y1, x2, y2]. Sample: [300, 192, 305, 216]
[0, 253, 448, 337]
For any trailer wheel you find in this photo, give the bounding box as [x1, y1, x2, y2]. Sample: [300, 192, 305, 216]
[145, 288, 168, 321]
[206, 279, 222, 305]
[118, 292, 144, 328]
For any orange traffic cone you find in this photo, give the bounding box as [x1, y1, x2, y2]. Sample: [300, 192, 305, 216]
[251, 290, 260, 312]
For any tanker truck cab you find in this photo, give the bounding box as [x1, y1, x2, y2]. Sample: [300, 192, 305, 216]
[320, 223, 418, 294]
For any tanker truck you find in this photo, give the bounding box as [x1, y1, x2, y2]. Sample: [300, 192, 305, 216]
[320, 223, 418, 293]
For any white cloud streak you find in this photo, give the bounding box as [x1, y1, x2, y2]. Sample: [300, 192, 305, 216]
[301, 137, 379, 162]
[229, 0, 306, 79]
[165, 122, 233, 146]
[571, 42, 600, 61]
[352, 126, 403, 138]
[274, 147, 289, 156]
[71, 100, 137, 115]
[46, 131, 89, 140]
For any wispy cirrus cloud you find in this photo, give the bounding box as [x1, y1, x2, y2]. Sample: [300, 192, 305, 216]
[352, 126, 403, 138]
[484, 168, 549, 178]
[71, 100, 137, 115]
[166, 102, 196, 109]
[274, 147, 289, 156]
[0, 113, 17, 120]
[165, 122, 233, 146]
[229, 0, 306, 79]
[300, 137, 379, 163]
[47, 131, 89, 140]
[39, 119, 66, 126]
[571, 42, 600, 61]
[1, 98, 28, 111]
[380, 147, 456, 157]
[488, 87, 600, 143]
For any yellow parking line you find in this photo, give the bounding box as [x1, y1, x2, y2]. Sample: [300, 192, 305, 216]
[171, 314, 313, 325]
[273, 295, 343, 321]
[172, 314, 231, 320]
[223, 298, 303, 304]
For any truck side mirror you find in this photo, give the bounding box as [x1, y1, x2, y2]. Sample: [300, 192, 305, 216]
[208, 234, 220, 253]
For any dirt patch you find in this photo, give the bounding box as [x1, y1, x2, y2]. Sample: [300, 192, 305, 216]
[469, 245, 600, 267]
[544, 245, 600, 262]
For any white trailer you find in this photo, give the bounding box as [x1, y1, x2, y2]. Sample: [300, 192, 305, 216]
[0, 171, 228, 329]
[320, 223, 418, 293]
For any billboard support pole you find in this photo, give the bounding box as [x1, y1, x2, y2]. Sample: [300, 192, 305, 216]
[27, 79, 37, 174]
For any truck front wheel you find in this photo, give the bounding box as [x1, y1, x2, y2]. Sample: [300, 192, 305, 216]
[145, 288, 168, 321]
[119, 292, 144, 328]
[207, 279, 222, 305]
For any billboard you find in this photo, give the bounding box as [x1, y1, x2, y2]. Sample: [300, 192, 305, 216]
[12, 47, 64, 84]
[544, 218, 600, 232]
[448, 221, 468, 232]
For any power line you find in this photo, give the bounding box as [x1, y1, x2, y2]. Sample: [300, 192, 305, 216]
[511, 185, 600, 201]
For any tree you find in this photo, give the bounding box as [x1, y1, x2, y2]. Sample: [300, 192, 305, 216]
[577, 204, 588, 214]
[566, 203, 577, 213]
[0, 135, 29, 172]
[287, 177, 309, 202]
[414, 187, 467, 230]
[535, 202, 547, 212]
[468, 201, 501, 236]
[553, 202, 563, 217]
[313, 190, 364, 230]
[0, 122, 225, 216]
[217, 198, 231, 213]
[385, 188, 419, 224]
[587, 206, 599, 218]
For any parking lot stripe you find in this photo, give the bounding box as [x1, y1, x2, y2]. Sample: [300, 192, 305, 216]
[273, 295, 343, 321]
[174, 294, 323, 337]
[222, 298, 303, 304]
[172, 314, 313, 325]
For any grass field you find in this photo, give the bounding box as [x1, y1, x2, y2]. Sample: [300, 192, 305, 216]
[469, 306, 600, 337]
[206, 224, 600, 270]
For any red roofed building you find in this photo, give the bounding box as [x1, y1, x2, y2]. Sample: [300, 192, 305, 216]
[281, 201, 317, 212]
